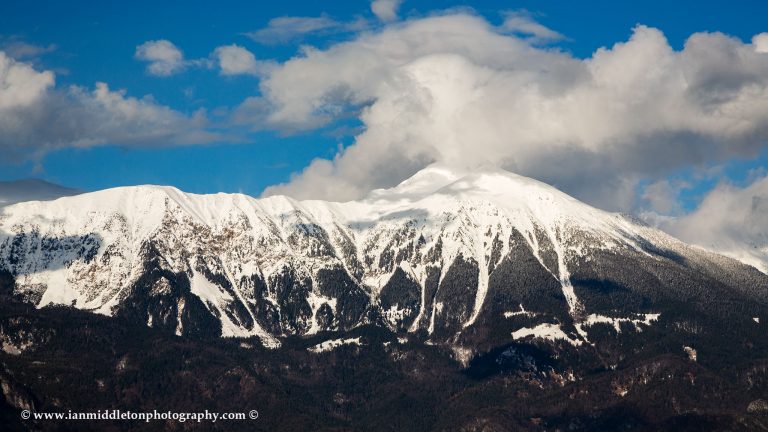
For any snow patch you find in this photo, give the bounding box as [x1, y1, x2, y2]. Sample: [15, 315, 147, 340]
[503, 304, 535, 318]
[35, 269, 78, 308]
[582, 313, 660, 333]
[308, 337, 363, 353]
[511, 323, 582, 346]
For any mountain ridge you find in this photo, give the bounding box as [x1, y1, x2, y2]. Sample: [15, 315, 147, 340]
[1, 165, 767, 357]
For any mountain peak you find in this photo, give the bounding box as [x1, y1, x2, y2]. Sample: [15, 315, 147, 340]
[367, 164, 465, 199]
[367, 163, 561, 201]
[361, 163, 603, 230]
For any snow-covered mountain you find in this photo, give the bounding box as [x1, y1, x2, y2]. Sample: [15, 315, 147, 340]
[1, 165, 767, 352]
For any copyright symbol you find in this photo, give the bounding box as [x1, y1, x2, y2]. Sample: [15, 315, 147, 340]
[20, 410, 30, 420]
[248, 410, 259, 419]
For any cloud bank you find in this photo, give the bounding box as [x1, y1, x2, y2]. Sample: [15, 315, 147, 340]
[0, 51, 218, 161]
[250, 13, 768, 212]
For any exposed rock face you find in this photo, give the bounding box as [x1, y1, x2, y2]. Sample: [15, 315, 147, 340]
[1, 165, 767, 352]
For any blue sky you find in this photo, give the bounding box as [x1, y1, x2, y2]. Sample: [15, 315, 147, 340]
[2, 0, 768, 216]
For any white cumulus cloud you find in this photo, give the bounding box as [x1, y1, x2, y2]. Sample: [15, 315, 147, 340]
[0, 51, 54, 109]
[134, 39, 187, 76]
[0, 39, 57, 60]
[213, 44, 262, 76]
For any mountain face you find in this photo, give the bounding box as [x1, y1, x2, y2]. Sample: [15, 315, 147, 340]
[1, 165, 767, 356]
[3, 166, 768, 430]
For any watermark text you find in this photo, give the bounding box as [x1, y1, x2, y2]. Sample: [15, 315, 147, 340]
[20, 409, 258, 423]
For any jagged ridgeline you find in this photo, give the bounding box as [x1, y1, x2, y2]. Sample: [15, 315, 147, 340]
[1, 165, 767, 358]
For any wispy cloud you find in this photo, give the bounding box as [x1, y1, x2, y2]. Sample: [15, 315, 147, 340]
[244, 14, 369, 45]
[500, 10, 563, 42]
[0, 38, 57, 60]
[641, 179, 691, 214]
[246, 15, 339, 44]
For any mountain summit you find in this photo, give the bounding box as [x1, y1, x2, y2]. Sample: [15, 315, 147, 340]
[1, 166, 766, 356]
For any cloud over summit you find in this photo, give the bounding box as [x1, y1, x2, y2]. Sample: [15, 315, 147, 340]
[252, 14, 768, 212]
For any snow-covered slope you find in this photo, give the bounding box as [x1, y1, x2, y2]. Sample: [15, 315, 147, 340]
[1, 165, 767, 350]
